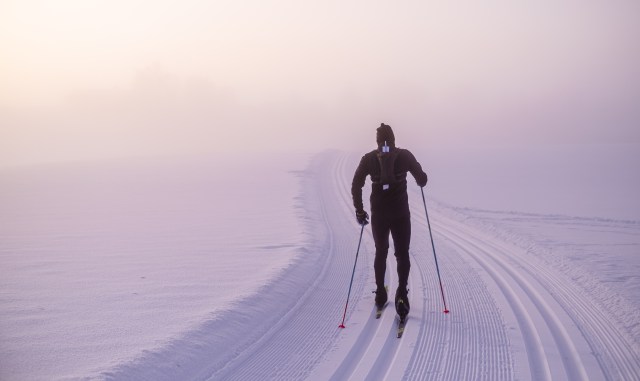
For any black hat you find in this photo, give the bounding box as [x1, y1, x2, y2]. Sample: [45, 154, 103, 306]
[376, 123, 395, 148]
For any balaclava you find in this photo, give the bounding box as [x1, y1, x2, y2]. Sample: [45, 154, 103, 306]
[376, 123, 395, 150]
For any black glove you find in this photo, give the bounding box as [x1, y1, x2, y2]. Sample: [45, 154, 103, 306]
[356, 210, 369, 226]
[417, 174, 428, 188]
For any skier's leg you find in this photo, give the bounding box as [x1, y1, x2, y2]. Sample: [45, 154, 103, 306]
[391, 215, 411, 316]
[371, 215, 390, 291]
[391, 215, 411, 289]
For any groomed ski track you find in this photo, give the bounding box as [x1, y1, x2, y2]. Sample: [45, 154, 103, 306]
[105, 151, 640, 380]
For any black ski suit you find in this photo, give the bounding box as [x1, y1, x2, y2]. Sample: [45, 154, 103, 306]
[351, 148, 428, 291]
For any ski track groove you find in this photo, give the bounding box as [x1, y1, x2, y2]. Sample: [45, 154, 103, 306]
[430, 209, 640, 381]
[492, 238, 640, 380]
[440, 222, 588, 380]
[378, 186, 513, 381]
[405, 227, 512, 381]
[208, 153, 363, 380]
[429, 219, 552, 380]
[439, 213, 640, 380]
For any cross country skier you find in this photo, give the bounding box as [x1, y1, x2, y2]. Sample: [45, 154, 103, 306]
[351, 123, 428, 320]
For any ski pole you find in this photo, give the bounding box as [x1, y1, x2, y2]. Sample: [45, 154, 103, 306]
[421, 187, 450, 314]
[339, 223, 366, 328]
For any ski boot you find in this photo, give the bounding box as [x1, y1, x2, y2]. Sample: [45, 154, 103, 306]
[395, 286, 410, 320]
[374, 285, 388, 309]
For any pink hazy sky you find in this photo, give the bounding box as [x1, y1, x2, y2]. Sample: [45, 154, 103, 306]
[1, 0, 638, 166]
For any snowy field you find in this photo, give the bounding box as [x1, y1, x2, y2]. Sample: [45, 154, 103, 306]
[0, 154, 305, 380]
[1, 149, 639, 380]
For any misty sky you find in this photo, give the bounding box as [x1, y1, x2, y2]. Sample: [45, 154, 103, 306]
[1, 0, 639, 166]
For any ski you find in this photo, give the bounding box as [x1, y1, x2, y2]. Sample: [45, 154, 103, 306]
[397, 316, 407, 338]
[375, 302, 388, 319]
[374, 286, 389, 319]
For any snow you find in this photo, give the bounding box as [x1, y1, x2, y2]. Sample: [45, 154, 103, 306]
[0, 154, 305, 380]
[1, 148, 639, 380]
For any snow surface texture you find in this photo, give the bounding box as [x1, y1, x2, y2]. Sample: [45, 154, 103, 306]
[0, 155, 303, 380]
[1, 151, 639, 380]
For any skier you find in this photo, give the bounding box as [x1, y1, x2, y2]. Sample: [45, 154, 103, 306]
[351, 123, 428, 320]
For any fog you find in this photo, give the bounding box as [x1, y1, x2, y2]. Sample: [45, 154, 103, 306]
[1, 0, 639, 167]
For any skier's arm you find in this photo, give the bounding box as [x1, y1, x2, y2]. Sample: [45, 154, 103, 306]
[351, 155, 369, 213]
[407, 150, 428, 187]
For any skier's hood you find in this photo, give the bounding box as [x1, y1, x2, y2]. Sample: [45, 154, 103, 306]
[376, 123, 396, 150]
